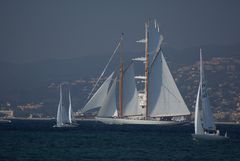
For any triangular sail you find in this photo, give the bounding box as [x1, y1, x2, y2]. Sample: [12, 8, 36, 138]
[56, 84, 63, 126]
[195, 83, 204, 134]
[68, 91, 72, 124]
[148, 52, 190, 117]
[200, 50, 216, 131]
[56, 85, 69, 126]
[97, 77, 117, 117]
[81, 72, 114, 113]
[122, 63, 140, 116]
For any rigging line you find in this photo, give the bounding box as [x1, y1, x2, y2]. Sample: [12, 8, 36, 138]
[87, 40, 121, 100]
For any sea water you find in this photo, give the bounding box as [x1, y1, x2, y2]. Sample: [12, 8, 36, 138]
[0, 120, 240, 161]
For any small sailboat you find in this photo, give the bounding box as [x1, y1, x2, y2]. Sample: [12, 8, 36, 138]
[53, 84, 78, 128]
[192, 49, 228, 140]
[81, 20, 190, 125]
[0, 119, 11, 123]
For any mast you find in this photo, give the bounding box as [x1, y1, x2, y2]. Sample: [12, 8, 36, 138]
[145, 21, 149, 119]
[118, 33, 124, 118]
[200, 48, 203, 85]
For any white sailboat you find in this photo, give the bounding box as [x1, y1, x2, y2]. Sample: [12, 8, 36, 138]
[53, 84, 78, 128]
[192, 49, 228, 140]
[82, 20, 190, 125]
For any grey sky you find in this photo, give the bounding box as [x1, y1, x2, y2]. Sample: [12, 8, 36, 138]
[0, 0, 240, 62]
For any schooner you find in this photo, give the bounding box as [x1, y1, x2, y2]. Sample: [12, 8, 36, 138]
[81, 20, 190, 125]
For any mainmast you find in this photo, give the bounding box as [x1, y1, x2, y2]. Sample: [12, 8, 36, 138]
[200, 48, 203, 85]
[145, 22, 149, 119]
[118, 33, 124, 118]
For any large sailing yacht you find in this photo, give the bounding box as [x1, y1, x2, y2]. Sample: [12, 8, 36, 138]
[192, 49, 228, 140]
[81, 20, 190, 125]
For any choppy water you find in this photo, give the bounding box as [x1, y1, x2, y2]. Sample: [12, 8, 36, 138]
[0, 120, 240, 161]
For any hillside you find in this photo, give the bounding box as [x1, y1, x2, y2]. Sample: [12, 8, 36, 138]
[0, 44, 240, 121]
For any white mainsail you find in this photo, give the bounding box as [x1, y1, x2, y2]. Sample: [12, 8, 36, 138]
[148, 51, 190, 117]
[81, 72, 114, 113]
[68, 91, 72, 124]
[97, 77, 117, 117]
[56, 84, 69, 126]
[56, 84, 63, 126]
[199, 50, 216, 131]
[122, 63, 140, 116]
[195, 83, 204, 134]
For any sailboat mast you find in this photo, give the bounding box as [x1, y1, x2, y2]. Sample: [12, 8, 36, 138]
[118, 33, 124, 118]
[200, 48, 203, 85]
[145, 22, 149, 119]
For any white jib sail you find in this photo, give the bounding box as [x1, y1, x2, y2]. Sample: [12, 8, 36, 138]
[122, 63, 140, 116]
[148, 52, 190, 117]
[81, 72, 114, 113]
[97, 77, 117, 117]
[195, 83, 204, 134]
[200, 50, 216, 130]
[68, 91, 72, 124]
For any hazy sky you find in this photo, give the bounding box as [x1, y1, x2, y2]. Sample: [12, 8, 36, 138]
[0, 0, 240, 62]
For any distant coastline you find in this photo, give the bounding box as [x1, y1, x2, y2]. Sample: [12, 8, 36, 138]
[1, 117, 239, 125]
[6, 117, 96, 122]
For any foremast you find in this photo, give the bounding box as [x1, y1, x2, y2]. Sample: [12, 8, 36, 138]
[118, 33, 124, 118]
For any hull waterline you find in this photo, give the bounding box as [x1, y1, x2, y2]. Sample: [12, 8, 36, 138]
[96, 117, 186, 125]
[192, 133, 229, 140]
[53, 123, 78, 128]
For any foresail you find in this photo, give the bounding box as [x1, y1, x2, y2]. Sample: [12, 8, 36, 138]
[195, 83, 204, 134]
[201, 88, 216, 130]
[148, 52, 190, 117]
[122, 63, 140, 116]
[97, 77, 117, 117]
[81, 72, 114, 113]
